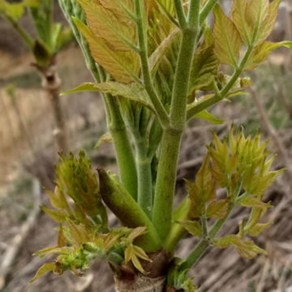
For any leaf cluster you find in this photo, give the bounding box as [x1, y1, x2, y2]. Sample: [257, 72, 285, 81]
[213, 0, 292, 69]
[182, 129, 283, 259]
[32, 152, 152, 282]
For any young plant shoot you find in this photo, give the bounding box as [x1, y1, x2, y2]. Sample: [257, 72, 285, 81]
[31, 0, 291, 291]
[0, 0, 72, 152]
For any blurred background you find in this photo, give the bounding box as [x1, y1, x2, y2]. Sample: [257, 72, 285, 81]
[0, 1, 292, 291]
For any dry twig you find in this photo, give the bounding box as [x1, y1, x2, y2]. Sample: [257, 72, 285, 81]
[0, 177, 41, 290]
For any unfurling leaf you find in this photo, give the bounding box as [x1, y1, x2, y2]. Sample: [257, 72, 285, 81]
[232, 0, 282, 46]
[78, 0, 136, 52]
[149, 28, 179, 74]
[95, 132, 112, 149]
[188, 39, 219, 93]
[30, 262, 55, 283]
[187, 155, 216, 218]
[124, 244, 151, 273]
[127, 227, 147, 243]
[208, 129, 283, 197]
[237, 194, 271, 210]
[215, 235, 267, 259]
[257, 0, 281, 43]
[231, 0, 266, 45]
[58, 225, 67, 247]
[56, 151, 107, 225]
[213, 4, 242, 66]
[195, 110, 223, 125]
[61, 81, 153, 109]
[206, 199, 229, 219]
[74, 18, 139, 83]
[246, 222, 272, 237]
[180, 220, 203, 237]
[246, 41, 292, 70]
[41, 206, 66, 223]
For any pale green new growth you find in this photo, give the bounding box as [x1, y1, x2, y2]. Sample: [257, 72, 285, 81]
[29, 0, 291, 290]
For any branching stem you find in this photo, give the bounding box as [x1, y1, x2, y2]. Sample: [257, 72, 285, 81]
[186, 45, 254, 121]
[153, 6, 200, 240]
[135, 0, 169, 128]
[174, 0, 187, 28]
[178, 202, 235, 271]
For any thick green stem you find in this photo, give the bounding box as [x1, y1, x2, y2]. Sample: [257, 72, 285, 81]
[164, 198, 191, 252]
[188, 0, 200, 29]
[135, 139, 153, 217]
[152, 130, 182, 241]
[170, 29, 198, 128]
[98, 169, 161, 252]
[153, 26, 199, 241]
[135, 0, 169, 128]
[106, 98, 138, 200]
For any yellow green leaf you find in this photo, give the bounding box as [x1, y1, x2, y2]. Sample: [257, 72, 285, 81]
[231, 0, 269, 45]
[245, 0, 269, 44]
[215, 235, 267, 259]
[46, 189, 62, 210]
[127, 227, 147, 242]
[187, 154, 216, 217]
[195, 110, 223, 125]
[231, 0, 249, 44]
[34, 246, 73, 258]
[237, 194, 271, 210]
[131, 245, 151, 262]
[246, 41, 292, 70]
[236, 239, 267, 259]
[95, 132, 112, 149]
[61, 81, 153, 109]
[41, 206, 66, 223]
[188, 40, 219, 93]
[57, 225, 67, 247]
[30, 262, 55, 283]
[206, 199, 229, 219]
[74, 18, 139, 83]
[78, 0, 136, 52]
[213, 4, 242, 67]
[180, 220, 203, 237]
[246, 221, 272, 237]
[149, 28, 179, 74]
[98, 0, 134, 18]
[124, 244, 151, 273]
[258, 0, 281, 43]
